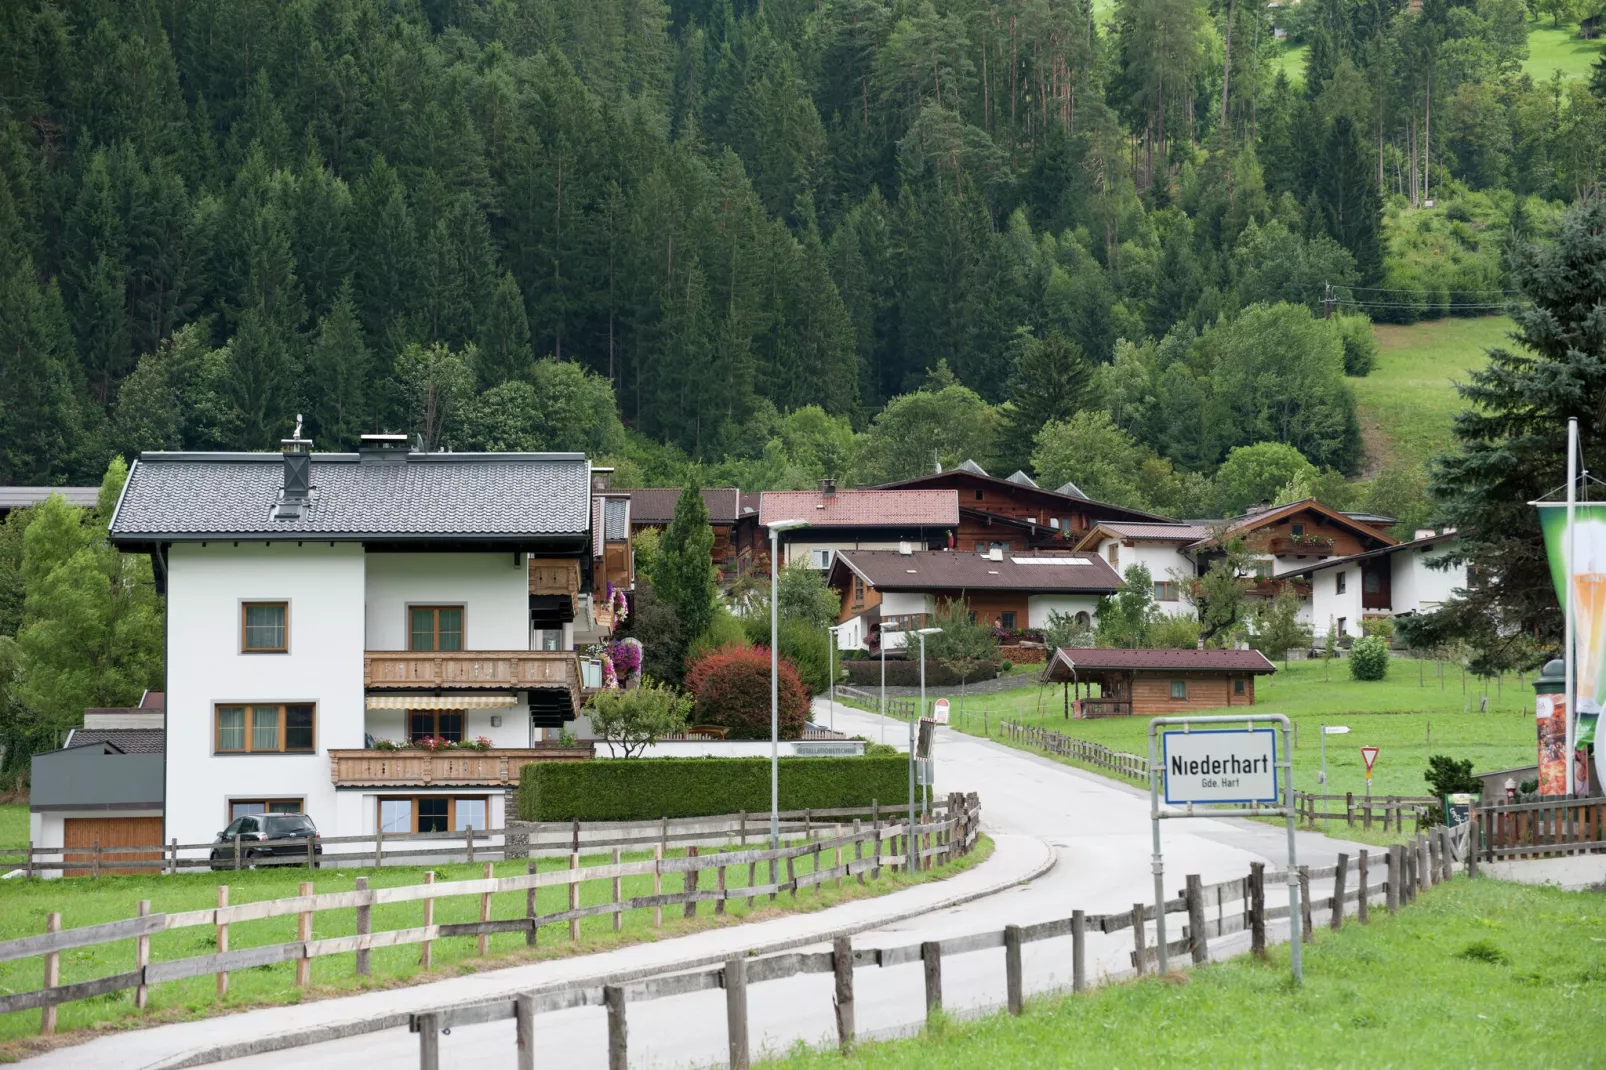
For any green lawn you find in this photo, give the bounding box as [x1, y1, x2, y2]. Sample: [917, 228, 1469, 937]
[764, 877, 1606, 1070]
[1352, 316, 1512, 470]
[927, 657, 1536, 801]
[1524, 22, 1605, 82]
[0, 805, 28, 851]
[0, 837, 989, 1053]
[1271, 41, 1307, 85]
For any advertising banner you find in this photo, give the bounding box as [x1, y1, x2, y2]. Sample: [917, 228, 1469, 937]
[1536, 504, 1605, 794]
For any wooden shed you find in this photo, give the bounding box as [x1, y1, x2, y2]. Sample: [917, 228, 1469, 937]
[1042, 647, 1277, 717]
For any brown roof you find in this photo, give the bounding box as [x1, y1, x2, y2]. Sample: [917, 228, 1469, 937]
[1074, 522, 1212, 550]
[622, 488, 741, 525]
[760, 489, 959, 528]
[833, 549, 1122, 593]
[878, 469, 1169, 522]
[1189, 498, 1397, 551]
[1043, 647, 1277, 678]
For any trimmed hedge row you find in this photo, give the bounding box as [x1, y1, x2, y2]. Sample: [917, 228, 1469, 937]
[518, 755, 913, 821]
[842, 658, 1000, 687]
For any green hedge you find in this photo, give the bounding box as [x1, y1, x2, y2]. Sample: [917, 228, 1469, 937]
[518, 756, 913, 821]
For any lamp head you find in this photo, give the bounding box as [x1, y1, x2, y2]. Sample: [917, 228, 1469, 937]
[917, 627, 942, 635]
[768, 519, 810, 533]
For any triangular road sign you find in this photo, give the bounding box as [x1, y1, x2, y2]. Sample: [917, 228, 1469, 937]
[1361, 746, 1379, 772]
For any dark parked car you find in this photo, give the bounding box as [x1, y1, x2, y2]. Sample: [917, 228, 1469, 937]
[210, 813, 323, 869]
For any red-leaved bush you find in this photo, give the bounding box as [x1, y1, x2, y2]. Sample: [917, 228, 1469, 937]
[684, 644, 810, 740]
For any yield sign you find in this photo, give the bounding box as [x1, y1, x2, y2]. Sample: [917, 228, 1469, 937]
[1361, 746, 1380, 772]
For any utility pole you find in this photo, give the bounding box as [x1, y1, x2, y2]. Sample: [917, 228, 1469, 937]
[1323, 282, 1335, 320]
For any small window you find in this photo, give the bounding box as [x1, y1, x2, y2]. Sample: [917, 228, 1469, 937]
[230, 799, 303, 821]
[1336, 617, 1347, 636]
[536, 629, 562, 651]
[379, 796, 489, 833]
[379, 799, 412, 834]
[1363, 570, 1381, 594]
[1336, 572, 1347, 595]
[1049, 518, 1060, 530]
[1234, 678, 1246, 695]
[974, 489, 984, 501]
[809, 549, 832, 569]
[1106, 543, 1119, 567]
[853, 577, 865, 604]
[410, 606, 464, 651]
[418, 797, 450, 833]
[1153, 581, 1178, 601]
[1170, 680, 1187, 699]
[1001, 611, 1017, 631]
[215, 703, 316, 753]
[1291, 523, 1305, 537]
[1252, 561, 1273, 579]
[241, 602, 288, 652]
[1074, 611, 1091, 629]
[409, 710, 464, 744]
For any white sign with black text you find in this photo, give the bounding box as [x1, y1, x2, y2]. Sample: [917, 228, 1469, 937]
[1161, 728, 1280, 805]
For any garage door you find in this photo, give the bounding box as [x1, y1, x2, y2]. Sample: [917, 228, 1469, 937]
[63, 817, 163, 877]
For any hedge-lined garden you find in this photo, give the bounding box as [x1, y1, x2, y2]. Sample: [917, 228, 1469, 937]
[519, 755, 912, 821]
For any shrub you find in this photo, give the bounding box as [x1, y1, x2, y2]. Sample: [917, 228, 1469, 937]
[1150, 614, 1203, 649]
[1349, 635, 1390, 680]
[1424, 754, 1482, 797]
[518, 755, 913, 820]
[684, 605, 749, 667]
[1361, 616, 1396, 639]
[778, 617, 831, 694]
[685, 644, 809, 739]
[586, 679, 692, 758]
[1334, 313, 1378, 377]
[842, 658, 1000, 687]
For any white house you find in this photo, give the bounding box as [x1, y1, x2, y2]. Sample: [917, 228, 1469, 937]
[1073, 522, 1212, 616]
[1284, 531, 1466, 639]
[107, 435, 595, 848]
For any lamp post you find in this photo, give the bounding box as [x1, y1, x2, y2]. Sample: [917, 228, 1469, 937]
[766, 519, 809, 859]
[911, 625, 942, 873]
[827, 624, 840, 733]
[879, 622, 899, 747]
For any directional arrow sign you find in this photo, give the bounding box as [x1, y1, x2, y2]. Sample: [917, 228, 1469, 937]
[1361, 746, 1380, 773]
[1323, 725, 1351, 735]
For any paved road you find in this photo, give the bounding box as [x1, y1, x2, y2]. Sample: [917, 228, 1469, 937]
[32, 702, 1361, 1068]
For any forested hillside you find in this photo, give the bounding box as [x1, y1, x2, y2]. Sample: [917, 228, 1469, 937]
[2, 0, 1601, 509]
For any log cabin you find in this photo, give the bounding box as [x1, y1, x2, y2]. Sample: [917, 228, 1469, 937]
[1042, 647, 1278, 717]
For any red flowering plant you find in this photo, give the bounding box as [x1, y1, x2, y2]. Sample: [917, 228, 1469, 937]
[684, 643, 810, 740]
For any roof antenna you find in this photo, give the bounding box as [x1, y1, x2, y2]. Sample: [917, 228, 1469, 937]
[933, 448, 941, 474]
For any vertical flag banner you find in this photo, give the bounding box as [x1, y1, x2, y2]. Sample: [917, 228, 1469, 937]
[1537, 504, 1604, 794]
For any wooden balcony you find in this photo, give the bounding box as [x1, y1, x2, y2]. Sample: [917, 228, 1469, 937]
[1249, 577, 1312, 598]
[1269, 537, 1333, 558]
[528, 558, 581, 598]
[329, 744, 594, 788]
[1079, 699, 1133, 719]
[364, 650, 582, 715]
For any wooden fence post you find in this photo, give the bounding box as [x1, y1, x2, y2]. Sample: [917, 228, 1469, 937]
[297, 881, 314, 988]
[1468, 814, 1480, 879]
[355, 876, 371, 976]
[465, 826, 474, 866]
[1071, 909, 1087, 992]
[833, 936, 855, 1054]
[1331, 854, 1348, 931]
[684, 845, 700, 919]
[1249, 862, 1267, 959]
[40, 912, 59, 1036]
[1004, 925, 1024, 1015]
[1131, 903, 1147, 976]
[417, 1011, 440, 1070]
[1298, 867, 1313, 942]
[569, 851, 582, 942]
[168, 838, 177, 876]
[1345, 792, 1354, 828]
[24, 839, 33, 880]
[853, 819, 865, 887]
[93, 838, 101, 880]
[526, 859, 539, 947]
[374, 826, 383, 868]
[1404, 841, 1416, 903]
[1385, 846, 1399, 913]
[421, 871, 436, 968]
[1442, 827, 1455, 883]
[1427, 831, 1440, 887]
[1356, 851, 1369, 924]
[215, 886, 230, 997]
[921, 941, 942, 1019]
[724, 956, 750, 1070]
[233, 832, 241, 871]
[654, 845, 665, 926]
[306, 833, 315, 870]
[478, 862, 493, 957]
[1186, 874, 1207, 965]
[135, 900, 151, 1009]
[613, 848, 625, 930]
[786, 853, 797, 901]
[604, 984, 628, 1070]
[716, 860, 727, 916]
[515, 993, 536, 1070]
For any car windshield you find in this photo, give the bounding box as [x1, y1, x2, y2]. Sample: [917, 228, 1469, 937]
[262, 816, 316, 838]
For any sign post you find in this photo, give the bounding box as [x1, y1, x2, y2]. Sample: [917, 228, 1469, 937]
[1360, 746, 1379, 800]
[932, 698, 950, 725]
[1149, 714, 1300, 984]
[1319, 725, 1350, 787]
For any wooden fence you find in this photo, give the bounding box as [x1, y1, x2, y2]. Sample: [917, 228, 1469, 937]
[1002, 721, 1150, 781]
[400, 824, 1467, 1070]
[1, 801, 961, 879]
[1290, 791, 1434, 834]
[0, 796, 982, 1032]
[835, 686, 921, 721]
[1473, 795, 1606, 861]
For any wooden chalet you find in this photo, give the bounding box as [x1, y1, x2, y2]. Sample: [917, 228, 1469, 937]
[620, 486, 749, 579]
[1042, 647, 1277, 717]
[879, 461, 1166, 552]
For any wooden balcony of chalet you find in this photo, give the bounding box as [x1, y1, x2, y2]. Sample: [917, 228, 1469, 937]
[364, 650, 582, 718]
[329, 743, 594, 788]
[1268, 536, 1334, 559]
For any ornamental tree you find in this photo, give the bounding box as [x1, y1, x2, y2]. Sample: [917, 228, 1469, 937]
[685, 644, 809, 740]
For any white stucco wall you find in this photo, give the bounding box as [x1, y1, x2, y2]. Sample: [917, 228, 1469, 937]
[166, 542, 367, 846]
[364, 553, 530, 651]
[1026, 594, 1103, 629]
[783, 539, 934, 569]
[1309, 564, 1365, 638]
[1094, 539, 1196, 616]
[1391, 544, 1464, 613]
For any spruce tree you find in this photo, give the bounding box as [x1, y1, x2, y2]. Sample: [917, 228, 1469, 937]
[1313, 115, 1383, 286]
[1003, 329, 1094, 471]
[305, 282, 370, 449]
[476, 271, 533, 389]
[654, 483, 716, 670]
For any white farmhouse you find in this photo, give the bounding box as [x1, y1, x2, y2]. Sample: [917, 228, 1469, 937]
[1282, 531, 1466, 640]
[107, 435, 596, 849]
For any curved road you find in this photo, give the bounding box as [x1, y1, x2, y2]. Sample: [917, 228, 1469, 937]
[32, 702, 1360, 1068]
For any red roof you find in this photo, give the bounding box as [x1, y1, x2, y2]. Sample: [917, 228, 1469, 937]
[1044, 647, 1277, 677]
[759, 489, 959, 528]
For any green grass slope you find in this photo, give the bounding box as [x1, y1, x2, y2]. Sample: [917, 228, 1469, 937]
[1352, 316, 1512, 471]
[1524, 22, 1605, 82]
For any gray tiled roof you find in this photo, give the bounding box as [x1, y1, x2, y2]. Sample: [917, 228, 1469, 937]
[66, 728, 165, 753]
[110, 452, 591, 540]
[0, 486, 100, 509]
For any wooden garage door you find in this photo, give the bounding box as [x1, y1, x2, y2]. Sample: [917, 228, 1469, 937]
[64, 817, 163, 877]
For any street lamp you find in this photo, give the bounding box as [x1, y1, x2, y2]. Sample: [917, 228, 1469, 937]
[767, 518, 809, 860]
[879, 621, 900, 747]
[911, 625, 942, 874]
[826, 623, 842, 733]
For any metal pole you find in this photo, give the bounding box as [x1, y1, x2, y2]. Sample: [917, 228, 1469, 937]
[829, 626, 836, 733]
[911, 632, 924, 874]
[1282, 718, 1302, 984]
[879, 630, 887, 747]
[770, 527, 781, 852]
[1565, 416, 1578, 796]
[1320, 724, 1327, 788]
[1149, 720, 1167, 976]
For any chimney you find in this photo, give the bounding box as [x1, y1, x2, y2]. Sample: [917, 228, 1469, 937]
[1413, 528, 1436, 541]
[358, 432, 410, 465]
[277, 415, 313, 519]
[819, 477, 837, 498]
[591, 466, 614, 492]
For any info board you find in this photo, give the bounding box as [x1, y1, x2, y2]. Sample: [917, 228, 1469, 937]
[1161, 727, 1280, 806]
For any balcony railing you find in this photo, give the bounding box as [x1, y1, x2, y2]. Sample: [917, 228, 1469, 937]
[1269, 537, 1334, 558]
[329, 744, 594, 788]
[1079, 699, 1134, 719]
[364, 650, 582, 715]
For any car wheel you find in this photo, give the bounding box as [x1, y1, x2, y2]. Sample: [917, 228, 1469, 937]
[245, 849, 261, 870]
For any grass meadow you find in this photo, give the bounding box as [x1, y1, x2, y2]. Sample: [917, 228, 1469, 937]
[1524, 21, 1605, 82]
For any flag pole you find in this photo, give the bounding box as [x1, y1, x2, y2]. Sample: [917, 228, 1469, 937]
[1566, 417, 1578, 797]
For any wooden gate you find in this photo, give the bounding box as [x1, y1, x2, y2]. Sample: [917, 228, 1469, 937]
[63, 817, 163, 876]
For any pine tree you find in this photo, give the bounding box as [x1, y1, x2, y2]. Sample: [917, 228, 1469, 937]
[654, 483, 716, 670]
[476, 271, 533, 389]
[1313, 115, 1383, 286]
[1003, 329, 1095, 471]
[305, 283, 370, 449]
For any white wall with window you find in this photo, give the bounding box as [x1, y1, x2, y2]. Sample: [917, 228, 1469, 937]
[782, 540, 929, 569]
[1307, 564, 1365, 638]
[1026, 594, 1104, 630]
[166, 542, 366, 847]
[364, 553, 532, 652]
[1092, 539, 1196, 617]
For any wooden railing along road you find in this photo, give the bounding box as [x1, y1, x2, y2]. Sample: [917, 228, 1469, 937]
[0, 796, 983, 1033]
[1474, 795, 1606, 861]
[407, 826, 1465, 1070]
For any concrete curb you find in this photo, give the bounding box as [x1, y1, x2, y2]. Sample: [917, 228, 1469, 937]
[140, 834, 1057, 1070]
